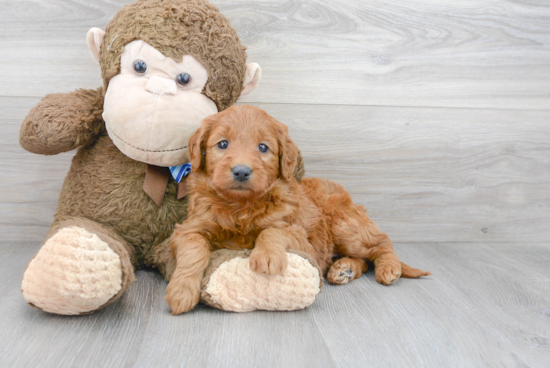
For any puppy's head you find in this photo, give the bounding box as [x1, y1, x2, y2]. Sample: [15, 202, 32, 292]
[188, 105, 298, 201]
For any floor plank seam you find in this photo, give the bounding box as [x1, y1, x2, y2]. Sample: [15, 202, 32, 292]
[3, 95, 550, 113]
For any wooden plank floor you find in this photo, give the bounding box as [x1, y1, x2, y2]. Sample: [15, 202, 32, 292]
[1, 242, 549, 368]
[1, 0, 549, 367]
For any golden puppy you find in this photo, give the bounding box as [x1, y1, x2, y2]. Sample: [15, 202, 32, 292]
[166, 105, 430, 314]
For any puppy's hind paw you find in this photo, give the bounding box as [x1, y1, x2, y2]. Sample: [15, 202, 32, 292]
[328, 267, 354, 285]
[375, 262, 401, 285]
[327, 257, 366, 285]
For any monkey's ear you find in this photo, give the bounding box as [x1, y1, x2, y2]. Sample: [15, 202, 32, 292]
[189, 116, 216, 172]
[86, 28, 106, 64]
[240, 63, 262, 97]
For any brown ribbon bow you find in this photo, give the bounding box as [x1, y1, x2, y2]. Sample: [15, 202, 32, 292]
[143, 164, 188, 207]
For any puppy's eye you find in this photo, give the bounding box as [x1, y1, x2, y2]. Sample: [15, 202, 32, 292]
[133, 60, 147, 75]
[176, 73, 191, 87]
[218, 140, 229, 150]
[258, 144, 269, 153]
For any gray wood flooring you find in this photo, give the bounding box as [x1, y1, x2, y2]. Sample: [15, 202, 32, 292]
[1, 0, 549, 367]
[1, 242, 550, 368]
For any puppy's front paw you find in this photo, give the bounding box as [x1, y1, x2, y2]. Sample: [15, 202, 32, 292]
[165, 276, 201, 315]
[249, 246, 288, 275]
[375, 262, 402, 285]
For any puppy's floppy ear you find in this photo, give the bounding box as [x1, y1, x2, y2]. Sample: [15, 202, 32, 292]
[189, 116, 216, 172]
[273, 118, 298, 181]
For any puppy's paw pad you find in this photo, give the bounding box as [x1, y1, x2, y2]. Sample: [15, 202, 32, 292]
[328, 263, 355, 285]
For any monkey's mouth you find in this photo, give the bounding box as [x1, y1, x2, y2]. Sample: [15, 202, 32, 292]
[105, 123, 192, 167]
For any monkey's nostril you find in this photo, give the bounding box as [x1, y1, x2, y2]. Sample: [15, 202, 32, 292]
[232, 165, 251, 182]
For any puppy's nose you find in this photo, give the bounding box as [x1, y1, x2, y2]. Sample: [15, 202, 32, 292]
[232, 165, 251, 182]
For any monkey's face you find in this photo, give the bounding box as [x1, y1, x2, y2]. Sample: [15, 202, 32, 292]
[102, 41, 218, 167]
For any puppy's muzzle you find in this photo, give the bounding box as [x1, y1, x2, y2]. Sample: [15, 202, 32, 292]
[232, 165, 251, 182]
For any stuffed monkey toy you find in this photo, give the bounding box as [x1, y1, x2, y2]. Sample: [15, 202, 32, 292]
[20, 0, 322, 315]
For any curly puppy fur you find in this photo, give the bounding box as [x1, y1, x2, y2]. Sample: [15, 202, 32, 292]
[165, 105, 431, 314]
[101, 0, 247, 111]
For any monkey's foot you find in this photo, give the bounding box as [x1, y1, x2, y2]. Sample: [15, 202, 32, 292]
[201, 249, 322, 312]
[21, 226, 123, 315]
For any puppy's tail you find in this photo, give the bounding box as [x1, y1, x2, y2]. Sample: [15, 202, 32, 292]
[400, 262, 432, 279]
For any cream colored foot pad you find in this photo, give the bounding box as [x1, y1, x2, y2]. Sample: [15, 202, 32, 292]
[21, 226, 122, 315]
[204, 253, 321, 312]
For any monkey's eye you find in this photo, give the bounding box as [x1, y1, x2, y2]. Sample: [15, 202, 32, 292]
[258, 144, 269, 153]
[217, 140, 228, 150]
[176, 73, 191, 87]
[133, 60, 147, 75]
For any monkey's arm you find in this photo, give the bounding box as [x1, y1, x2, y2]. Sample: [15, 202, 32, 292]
[20, 88, 105, 155]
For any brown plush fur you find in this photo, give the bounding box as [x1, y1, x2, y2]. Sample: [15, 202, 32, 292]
[20, 88, 105, 155]
[54, 134, 189, 269]
[100, 0, 247, 111]
[166, 106, 431, 314]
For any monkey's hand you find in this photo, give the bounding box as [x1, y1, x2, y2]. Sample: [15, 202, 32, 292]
[20, 88, 105, 155]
